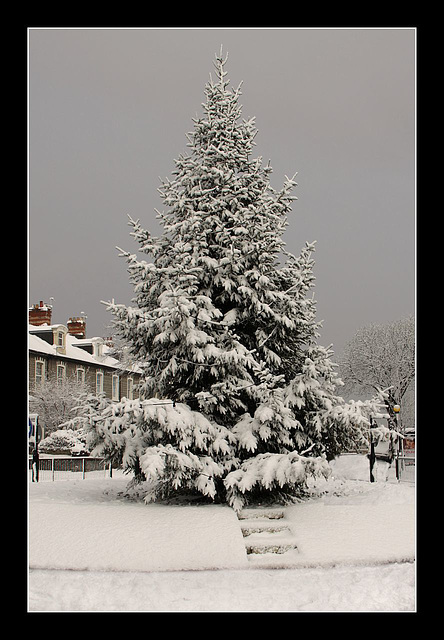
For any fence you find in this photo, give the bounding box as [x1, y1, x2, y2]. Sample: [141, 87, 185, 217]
[395, 453, 415, 484]
[29, 456, 112, 482]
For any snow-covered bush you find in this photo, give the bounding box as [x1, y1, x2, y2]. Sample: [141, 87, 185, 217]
[38, 429, 88, 456]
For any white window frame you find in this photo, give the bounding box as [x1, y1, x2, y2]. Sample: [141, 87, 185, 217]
[76, 367, 85, 384]
[57, 331, 64, 347]
[112, 374, 120, 401]
[56, 363, 66, 384]
[35, 359, 45, 386]
[127, 377, 134, 400]
[92, 340, 103, 358]
[96, 370, 104, 394]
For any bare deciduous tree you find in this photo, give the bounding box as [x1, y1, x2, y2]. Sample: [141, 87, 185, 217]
[29, 377, 91, 436]
[339, 316, 415, 428]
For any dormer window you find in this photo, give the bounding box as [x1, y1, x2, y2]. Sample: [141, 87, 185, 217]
[93, 342, 102, 358]
[52, 325, 67, 355]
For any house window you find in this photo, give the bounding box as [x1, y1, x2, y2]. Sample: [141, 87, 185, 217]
[56, 364, 65, 384]
[96, 371, 104, 394]
[127, 377, 133, 400]
[112, 374, 120, 400]
[35, 360, 45, 386]
[76, 368, 85, 384]
[57, 331, 64, 347]
[93, 341, 103, 358]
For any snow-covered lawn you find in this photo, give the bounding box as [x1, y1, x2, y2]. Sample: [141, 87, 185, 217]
[28, 455, 415, 612]
[29, 563, 414, 613]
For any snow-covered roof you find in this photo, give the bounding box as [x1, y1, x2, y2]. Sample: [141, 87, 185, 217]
[29, 323, 142, 374]
[29, 325, 120, 370]
[28, 323, 52, 332]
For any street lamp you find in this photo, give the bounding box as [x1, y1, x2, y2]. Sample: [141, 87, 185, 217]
[393, 404, 402, 480]
[369, 415, 376, 483]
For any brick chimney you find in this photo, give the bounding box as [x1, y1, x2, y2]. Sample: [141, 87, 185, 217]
[67, 317, 87, 339]
[29, 301, 52, 326]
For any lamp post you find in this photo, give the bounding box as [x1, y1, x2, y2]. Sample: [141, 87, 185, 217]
[393, 404, 401, 481]
[369, 415, 376, 483]
[31, 416, 40, 482]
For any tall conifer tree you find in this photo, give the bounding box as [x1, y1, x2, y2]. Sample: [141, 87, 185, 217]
[97, 51, 382, 509]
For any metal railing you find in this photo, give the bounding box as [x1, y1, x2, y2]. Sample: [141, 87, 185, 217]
[29, 456, 112, 482]
[395, 453, 415, 484]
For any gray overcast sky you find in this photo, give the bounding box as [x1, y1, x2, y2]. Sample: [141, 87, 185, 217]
[28, 27, 415, 358]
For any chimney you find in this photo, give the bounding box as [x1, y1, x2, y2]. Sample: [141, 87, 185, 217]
[67, 317, 87, 339]
[29, 301, 52, 326]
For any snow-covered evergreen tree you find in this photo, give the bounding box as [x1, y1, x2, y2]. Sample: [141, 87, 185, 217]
[100, 50, 385, 510]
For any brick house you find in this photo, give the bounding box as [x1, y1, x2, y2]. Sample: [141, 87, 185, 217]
[28, 301, 142, 401]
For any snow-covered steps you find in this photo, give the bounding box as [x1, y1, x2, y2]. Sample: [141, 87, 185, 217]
[243, 529, 298, 556]
[237, 508, 285, 521]
[241, 523, 291, 537]
[237, 507, 299, 564]
[245, 542, 297, 555]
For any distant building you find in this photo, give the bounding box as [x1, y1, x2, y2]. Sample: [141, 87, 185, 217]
[28, 300, 141, 400]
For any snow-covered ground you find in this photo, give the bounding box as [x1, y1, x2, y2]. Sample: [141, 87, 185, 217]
[28, 455, 415, 612]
